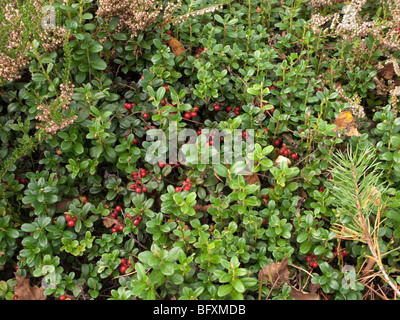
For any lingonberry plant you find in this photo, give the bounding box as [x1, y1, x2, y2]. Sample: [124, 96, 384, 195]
[1, 0, 400, 302]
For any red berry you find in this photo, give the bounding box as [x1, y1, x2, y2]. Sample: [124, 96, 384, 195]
[158, 162, 166, 168]
[67, 220, 75, 227]
[65, 214, 71, 221]
[115, 206, 122, 212]
[111, 211, 117, 218]
[278, 148, 284, 155]
[262, 218, 267, 226]
[197, 47, 204, 54]
[136, 187, 142, 194]
[133, 219, 140, 226]
[120, 265, 128, 274]
[191, 112, 197, 118]
[81, 196, 87, 203]
[118, 224, 124, 231]
[193, 106, 199, 112]
[120, 258, 127, 265]
[124, 103, 132, 110]
[226, 106, 232, 112]
[166, 30, 172, 36]
[142, 187, 148, 193]
[184, 112, 191, 119]
[256, 7, 261, 13]
[282, 149, 290, 156]
[130, 184, 135, 190]
[273, 138, 282, 147]
[13, 295, 19, 300]
[111, 227, 118, 233]
[291, 153, 298, 160]
[214, 105, 220, 111]
[143, 113, 149, 119]
[175, 187, 181, 192]
[164, 84, 169, 91]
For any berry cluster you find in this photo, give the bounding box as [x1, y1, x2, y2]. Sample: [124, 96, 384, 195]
[111, 205, 125, 233]
[123, 102, 136, 112]
[126, 213, 142, 227]
[212, 101, 240, 115]
[273, 138, 298, 160]
[175, 178, 193, 192]
[119, 256, 133, 274]
[129, 168, 149, 194]
[65, 213, 77, 227]
[184, 106, 199, 120]
[333, 246, 349, 259]
[306, 253, 318, 268]
[59, 294, 72, 300]
[261, 193, 269, 205]
[195, 47, 207, 59]
[125, 133, 138, 145]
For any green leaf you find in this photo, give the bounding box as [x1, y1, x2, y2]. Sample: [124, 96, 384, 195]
[231, 279, 245, 293]
[214, 164, 229, 177]
[217, 284, 232, 297]
[91, 58, 107, 70]
[160, 261, 174, 276]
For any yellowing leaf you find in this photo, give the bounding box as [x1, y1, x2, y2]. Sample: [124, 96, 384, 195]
[333, 111, 361, 137]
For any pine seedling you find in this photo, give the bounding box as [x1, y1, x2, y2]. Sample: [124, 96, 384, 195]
[327, 145, 400, 297]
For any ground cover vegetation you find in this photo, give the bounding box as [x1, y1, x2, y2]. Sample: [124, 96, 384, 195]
[1, 0, 400, 300]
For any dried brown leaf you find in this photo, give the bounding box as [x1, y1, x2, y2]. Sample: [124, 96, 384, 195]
[14, 274, 46, 300]
[244, 173, 260, 185]
[102, 214, 118, 228]
[378, 62, 395, 80]
[258, 257, 290, 285]
[289, 287, 320, 300]
[164, 36, 185, 57]
[333, 111, 361, 137]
